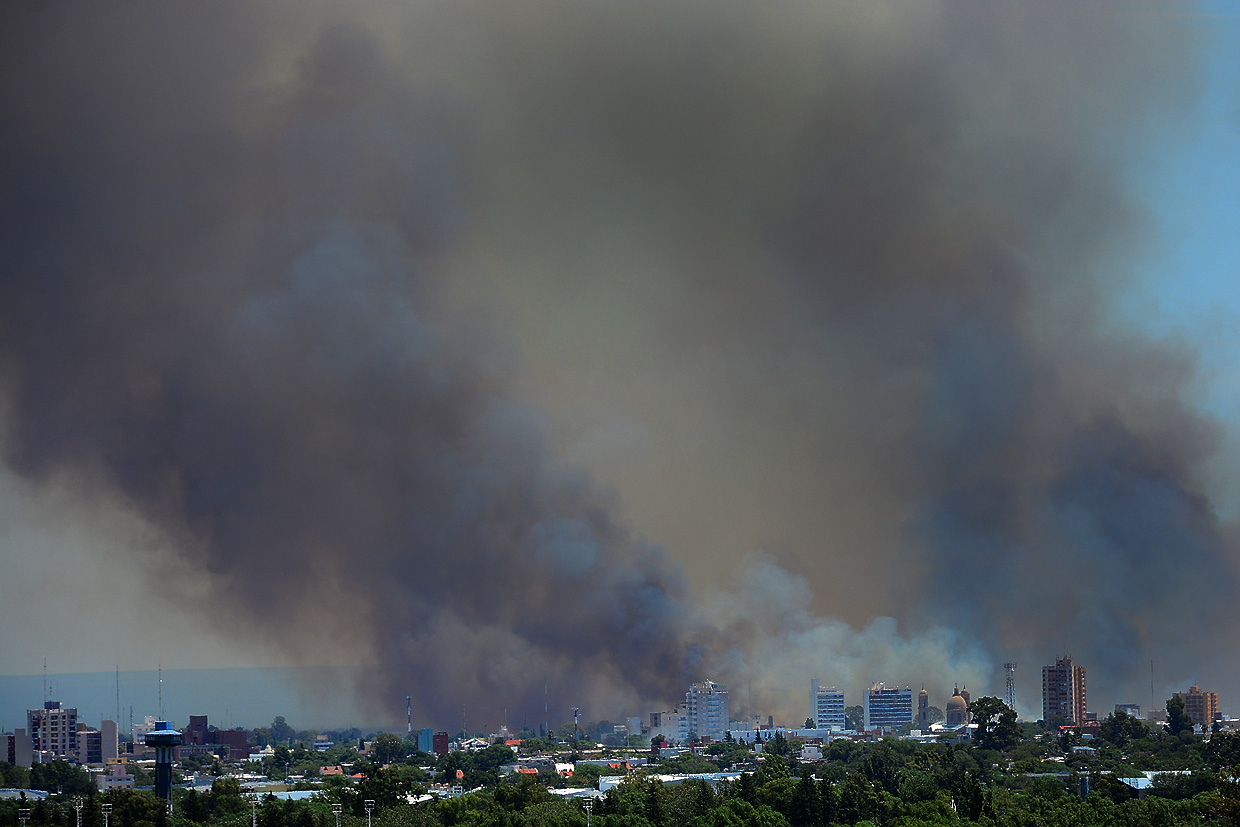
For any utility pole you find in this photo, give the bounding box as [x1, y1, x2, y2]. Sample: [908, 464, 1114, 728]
[572, 707, 581, 752]
[365, 800, 375, 827]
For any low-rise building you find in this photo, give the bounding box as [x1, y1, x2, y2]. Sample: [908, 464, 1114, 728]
[97, 764, 134, 792]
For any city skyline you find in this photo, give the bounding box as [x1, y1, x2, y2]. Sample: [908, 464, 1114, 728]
[2, 660, 1221, 737]
[4, 2, 1240, 733]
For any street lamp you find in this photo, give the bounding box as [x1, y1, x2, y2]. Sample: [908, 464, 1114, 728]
[19, 809, 29, 827]
[249, 793, 259, 827]
[364, 799, 374, 827]
[72, 796, 84, 827]
[101, 804, 112, 827]
[583, 799, 593, 827]
[331, 803, 342, 827]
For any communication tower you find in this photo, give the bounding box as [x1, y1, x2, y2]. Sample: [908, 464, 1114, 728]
[1003, 662, 1016, 713]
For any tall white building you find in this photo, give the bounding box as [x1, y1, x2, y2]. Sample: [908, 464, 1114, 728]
[811, 680, 846, 730]
[865, 684, 913, 731]
[683, 680, 730, 742]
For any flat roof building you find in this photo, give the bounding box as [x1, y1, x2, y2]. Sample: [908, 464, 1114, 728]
[684, 681, 729, 742]
[866, 684, 912, 731]
[27, 702, 78, 759]
[811, 680, 845, 731]
[1175, 686, 1219, 728]
[1042, 656, 1086, 724]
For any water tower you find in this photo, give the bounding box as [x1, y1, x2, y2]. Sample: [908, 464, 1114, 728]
[146, 721, 182, 808]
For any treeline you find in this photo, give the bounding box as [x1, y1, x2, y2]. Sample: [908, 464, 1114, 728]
[5, 744, 1240, 827]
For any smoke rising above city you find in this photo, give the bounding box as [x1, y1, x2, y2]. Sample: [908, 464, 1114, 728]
[2, 2, 1237, 728]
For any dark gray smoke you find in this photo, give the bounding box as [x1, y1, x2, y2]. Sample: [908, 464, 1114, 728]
[1, 1, 1233, 725]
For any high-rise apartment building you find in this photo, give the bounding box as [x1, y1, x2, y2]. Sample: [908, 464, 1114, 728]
[683, 680, 729, 742]
[810, 680, 846, 730]
[865, 684, 913, 730]
[1042, 656, 1086, 724]
[27, 701, 78, 758]
[1175, 686, 1219, 728]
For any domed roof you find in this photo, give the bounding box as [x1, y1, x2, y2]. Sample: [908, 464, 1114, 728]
[918, 687, 928, 698]
[947, 694, 968, 711]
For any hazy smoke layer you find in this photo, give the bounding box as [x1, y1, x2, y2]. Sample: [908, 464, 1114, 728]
[1, 1, 1233, 726]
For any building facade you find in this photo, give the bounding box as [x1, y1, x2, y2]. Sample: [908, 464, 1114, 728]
[77, 727, 102, 764]
[1042, 656, 1086, 724]
[27, 702, 78, 758]
[4, 729, 33, 768]
[810, 680, 846, 730]
[683, 681, 730, 742]
[1175, 686, 1219, 728]
[865, 684, 913, 731]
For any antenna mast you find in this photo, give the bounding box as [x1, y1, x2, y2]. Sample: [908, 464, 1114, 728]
[1003, 662, 1016, 713]
[407, 696, 412, 735]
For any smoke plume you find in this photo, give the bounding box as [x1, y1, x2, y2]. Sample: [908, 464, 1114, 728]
[1, 1, 1233, 727]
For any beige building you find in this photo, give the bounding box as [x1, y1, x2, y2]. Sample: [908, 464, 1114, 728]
[27, 702, 78, 759]
[1175, 686, 1219, 728]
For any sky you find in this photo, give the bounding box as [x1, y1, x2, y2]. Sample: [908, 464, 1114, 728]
[2, 1, 1240, 733]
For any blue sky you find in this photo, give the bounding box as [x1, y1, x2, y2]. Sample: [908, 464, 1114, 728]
[1124, 4, 1240, 423]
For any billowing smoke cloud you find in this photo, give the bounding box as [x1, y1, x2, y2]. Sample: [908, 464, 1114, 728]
[1, 1, 1233, 727]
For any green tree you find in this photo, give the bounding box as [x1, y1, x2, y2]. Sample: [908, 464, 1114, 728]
[209, 775, 247, 816]
[802, 719, 814, 730]
[1167, 696, 1195, 736]
[1098, 709, 1149, 748]
[788, 773, 820, 827]
[270, 716, 295, 744]
[370, 733, 407, 765]
[662, 753, 719, 775]
[845, 706, 865, 732]
[0, 760, 31, 788]
[30, 760, 92, 794]
[697, 799, 789, 827]
[762, 732, 790, 758]
[969, 696, 1021, 751]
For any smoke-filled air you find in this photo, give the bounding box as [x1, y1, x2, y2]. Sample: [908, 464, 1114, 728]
[2, 1, 1235, 728]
